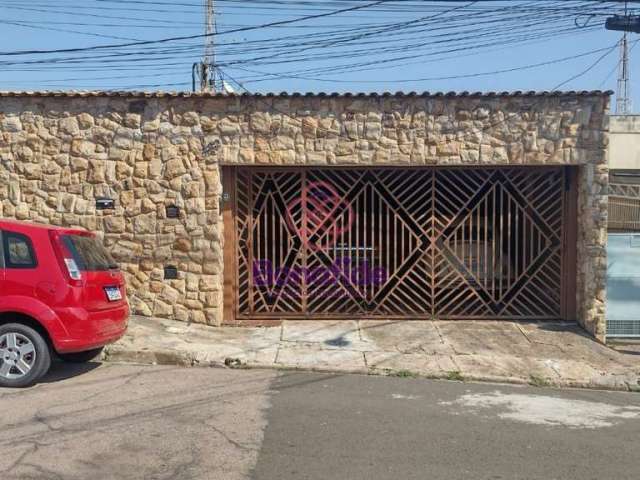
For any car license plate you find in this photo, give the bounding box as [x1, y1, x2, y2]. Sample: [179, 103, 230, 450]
[105, 286, 122, 302]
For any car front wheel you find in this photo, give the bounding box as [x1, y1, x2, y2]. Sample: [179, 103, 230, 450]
[0, 323, 51, 388]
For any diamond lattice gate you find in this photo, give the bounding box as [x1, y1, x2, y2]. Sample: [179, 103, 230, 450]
[231, 167, 571, 320]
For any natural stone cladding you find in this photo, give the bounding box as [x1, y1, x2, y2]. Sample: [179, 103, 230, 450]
[0, 91, 609, 340]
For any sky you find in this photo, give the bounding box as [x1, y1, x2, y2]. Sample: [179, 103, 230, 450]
[0, 0, 638, 111]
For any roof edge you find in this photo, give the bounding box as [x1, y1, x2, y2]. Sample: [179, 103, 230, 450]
[0, 90, 614, 99]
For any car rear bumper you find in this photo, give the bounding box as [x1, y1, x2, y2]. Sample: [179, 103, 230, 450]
[53, 303, 129, 354]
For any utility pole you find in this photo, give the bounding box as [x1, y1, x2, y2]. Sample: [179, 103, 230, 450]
[617, 32, 632, 114]
[606, 0, 637, 115]
[203, 0, 218, 92]
[192, 0, 220, 92]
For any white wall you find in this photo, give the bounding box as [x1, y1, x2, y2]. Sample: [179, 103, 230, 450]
[610, 115, 640, 170]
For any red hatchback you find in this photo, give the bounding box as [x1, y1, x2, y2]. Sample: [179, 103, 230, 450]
[0, 219, 128, 387]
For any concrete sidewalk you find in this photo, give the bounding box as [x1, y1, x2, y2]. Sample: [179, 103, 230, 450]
[104, 316, 640, 392]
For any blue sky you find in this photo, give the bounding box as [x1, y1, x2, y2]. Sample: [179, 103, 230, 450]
[0, 1, 637, 110]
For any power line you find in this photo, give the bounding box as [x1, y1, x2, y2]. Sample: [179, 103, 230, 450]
[0, 4, 592, 69]
[0, 0, 624, 93]
[598, 37, 640, 88]
[229, 44, 623, 84]
[553, 40, 620, 89]
[0, 0, 393, 56]
[0, 19, 142, 41]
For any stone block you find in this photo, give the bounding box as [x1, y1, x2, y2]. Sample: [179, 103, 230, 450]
[2, 116, 22, 132]
[59, 117, 80, 135]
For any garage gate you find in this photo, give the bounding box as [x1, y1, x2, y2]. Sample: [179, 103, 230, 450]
[224, 167, 576, 321]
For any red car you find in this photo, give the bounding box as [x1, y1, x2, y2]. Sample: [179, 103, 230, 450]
[0, 219, 128, 387]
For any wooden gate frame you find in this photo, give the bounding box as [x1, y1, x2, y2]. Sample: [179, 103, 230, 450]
[222, 165, 578, 323]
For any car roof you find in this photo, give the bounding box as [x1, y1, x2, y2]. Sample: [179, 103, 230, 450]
[0, 218, 88, 235]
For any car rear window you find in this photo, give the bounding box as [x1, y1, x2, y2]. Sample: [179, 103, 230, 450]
[62, 234, 118, 271]
[2, 232, 37, 269]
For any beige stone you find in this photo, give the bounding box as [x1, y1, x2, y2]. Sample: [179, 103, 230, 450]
[250, 112, 271, 134]
[2, 116, 22, 132]
[140, 198, 156, 213]
[133, 213, 157, 234]
[124, 113, 141, 129]
[143, 143, 155, 161]
[200, 116, 216, 133]
[165, 158, 186, 179]
[104, 216, 126, 233]
[218, 119, 240, 136]
[153, 300, 173, 317]
[59, 117, 80, 135]
[174, 238, 191, 252]
[190, 310, 207, 324]
[15, 204, 29, 220]
[70, 139, 94, 157]
[77, 113, 94, 129]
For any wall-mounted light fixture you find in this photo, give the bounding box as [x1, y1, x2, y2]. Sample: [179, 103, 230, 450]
[96, 197, 115, 210]
[164, 266, 178, 280]
[165, 205, 180, 219]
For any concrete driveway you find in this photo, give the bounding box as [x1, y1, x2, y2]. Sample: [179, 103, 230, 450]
[2, 362, 640, 480]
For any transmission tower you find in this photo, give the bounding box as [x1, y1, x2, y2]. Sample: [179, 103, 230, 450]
[192, 0, 221, 92]
[616, 32, 632, 115]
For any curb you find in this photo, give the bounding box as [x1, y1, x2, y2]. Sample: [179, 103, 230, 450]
[104, 347, 222, 368]
[104, 346, 640, 393]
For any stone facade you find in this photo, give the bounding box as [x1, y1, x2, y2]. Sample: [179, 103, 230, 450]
[0, 91, 609, 340]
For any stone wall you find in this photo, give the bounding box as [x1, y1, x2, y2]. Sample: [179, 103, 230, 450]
[0, 91, 609, 340]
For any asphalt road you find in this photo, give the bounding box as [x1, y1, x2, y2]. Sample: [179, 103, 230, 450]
[0, 361, 276, 480]
[253, 373, 640, 480]
[2, 362, 640, 480]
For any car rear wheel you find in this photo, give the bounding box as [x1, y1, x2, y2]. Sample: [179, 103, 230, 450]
[0, 323, 51, 388]
[58, 347, 104, 363]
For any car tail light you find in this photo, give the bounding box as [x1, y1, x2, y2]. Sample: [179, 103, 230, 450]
[49, 231, 83, 286]
[64, 258, 82, 280]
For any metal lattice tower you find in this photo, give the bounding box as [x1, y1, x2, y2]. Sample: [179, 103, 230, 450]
[616, 33, 632, 115]
[192, 0, 220, 92]
[203, 0, 219, 92]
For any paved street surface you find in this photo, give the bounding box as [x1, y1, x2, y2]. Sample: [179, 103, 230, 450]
[2, 362, 640, 480]
[254, 372, 640, 480]
[0, 362, 276, 480]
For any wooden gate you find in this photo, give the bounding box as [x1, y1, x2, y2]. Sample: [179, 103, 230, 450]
[225, 166, 575, 321]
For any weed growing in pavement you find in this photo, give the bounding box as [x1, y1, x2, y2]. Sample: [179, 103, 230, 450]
[388, 369, 417, 378]
[529, 374, 551, 387]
